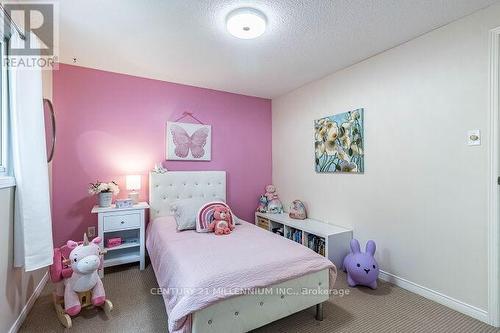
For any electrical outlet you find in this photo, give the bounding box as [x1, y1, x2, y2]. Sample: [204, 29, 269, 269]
[88, 226, 96, 238]
[467, 129, 481, 146]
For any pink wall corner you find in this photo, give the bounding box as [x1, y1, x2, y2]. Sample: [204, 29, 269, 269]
[52, 64, 272, 246]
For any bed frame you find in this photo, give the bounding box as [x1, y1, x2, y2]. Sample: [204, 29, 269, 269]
[149, 171, 329, 332]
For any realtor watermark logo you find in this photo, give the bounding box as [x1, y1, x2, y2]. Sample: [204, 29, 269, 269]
[3, 2, 59, 69]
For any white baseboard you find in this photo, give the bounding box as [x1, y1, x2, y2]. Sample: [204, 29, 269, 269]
[9, 271, 49, 333]
[379, 270, 488, 323]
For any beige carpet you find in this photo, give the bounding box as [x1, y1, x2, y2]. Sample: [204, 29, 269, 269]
[20, 264, 500, 333]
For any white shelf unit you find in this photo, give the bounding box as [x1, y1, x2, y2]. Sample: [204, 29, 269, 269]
[255, 212, 352, 268]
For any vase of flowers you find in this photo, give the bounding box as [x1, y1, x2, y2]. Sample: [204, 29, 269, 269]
[89, 181, 120, 208]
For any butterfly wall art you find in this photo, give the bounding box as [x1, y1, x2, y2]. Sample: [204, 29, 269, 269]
[166, 121, 212, 161]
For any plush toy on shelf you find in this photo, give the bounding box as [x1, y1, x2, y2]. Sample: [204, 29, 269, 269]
[267, 198, 284, 214]
[264, 184, 279, 201]
[343, 239, 380, 289]
[289, 200, 307, 220]
[256, 195, 268, 213]
[209, 205, 235, 235]
[50, 234, 113, 328]
[264, 184, 283, 214]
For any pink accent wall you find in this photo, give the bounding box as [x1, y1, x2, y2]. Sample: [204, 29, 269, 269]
[52, 64, 272, 246]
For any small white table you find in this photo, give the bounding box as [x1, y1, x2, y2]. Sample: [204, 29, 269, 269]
[91, 202, 149, 274]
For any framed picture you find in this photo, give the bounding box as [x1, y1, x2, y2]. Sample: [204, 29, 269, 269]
[314, 108, 364, 173]
[166, 121, 212, 161]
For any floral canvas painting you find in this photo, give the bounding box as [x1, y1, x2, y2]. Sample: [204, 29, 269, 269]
[315, 109, 364, 173]
[166, 121, 212, 161]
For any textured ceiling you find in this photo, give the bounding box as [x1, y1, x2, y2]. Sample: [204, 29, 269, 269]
[58, 0, 499, 98]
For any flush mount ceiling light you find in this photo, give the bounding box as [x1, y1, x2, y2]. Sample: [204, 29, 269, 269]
[226, 8, 267, 39]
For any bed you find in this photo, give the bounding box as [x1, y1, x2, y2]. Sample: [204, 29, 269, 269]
[146, 171, 337, 333]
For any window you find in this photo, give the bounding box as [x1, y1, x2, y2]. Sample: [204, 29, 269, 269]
[0, 39, 8, 178]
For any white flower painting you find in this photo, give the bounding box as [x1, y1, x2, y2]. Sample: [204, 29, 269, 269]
[314, 109, 364, 173]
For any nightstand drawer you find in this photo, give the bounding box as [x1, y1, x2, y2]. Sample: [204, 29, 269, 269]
[103, 213, 140, 231]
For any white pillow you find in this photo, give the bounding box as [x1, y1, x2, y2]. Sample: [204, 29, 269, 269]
[170, 197, 224, 231]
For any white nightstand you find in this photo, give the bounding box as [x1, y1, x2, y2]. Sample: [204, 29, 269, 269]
[91, 202, 149, 274]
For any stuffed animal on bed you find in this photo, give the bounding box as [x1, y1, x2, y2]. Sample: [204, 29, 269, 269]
[208, 205, 234, 235]
[64, 235, 106, 315]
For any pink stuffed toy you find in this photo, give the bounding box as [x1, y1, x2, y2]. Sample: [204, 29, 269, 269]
[209, 206, 234, 235]
[63, 235, 106, 316]
[265, 184, 278, 201]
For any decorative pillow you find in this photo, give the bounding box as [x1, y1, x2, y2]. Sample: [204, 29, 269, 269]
[171, 198, 218, 231]
[197, 201, 234, 233]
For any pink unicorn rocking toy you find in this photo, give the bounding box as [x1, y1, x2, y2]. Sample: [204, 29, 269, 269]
[50, 234, 113, 328]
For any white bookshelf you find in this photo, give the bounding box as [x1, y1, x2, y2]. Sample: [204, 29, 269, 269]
[255, 212, 352, 268]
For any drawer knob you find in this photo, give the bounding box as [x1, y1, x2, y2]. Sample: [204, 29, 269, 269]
[121, 221, 125, 224]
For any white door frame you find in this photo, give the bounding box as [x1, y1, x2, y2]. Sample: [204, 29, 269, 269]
[488, 26, 500, 327]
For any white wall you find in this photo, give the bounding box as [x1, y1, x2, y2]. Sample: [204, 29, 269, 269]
[272, 3, 500, 312]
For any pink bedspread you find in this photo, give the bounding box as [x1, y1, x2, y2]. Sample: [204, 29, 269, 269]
[146, 216, 337, 333]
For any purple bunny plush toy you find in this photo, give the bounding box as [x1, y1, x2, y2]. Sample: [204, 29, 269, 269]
[343, 239, 379, 289]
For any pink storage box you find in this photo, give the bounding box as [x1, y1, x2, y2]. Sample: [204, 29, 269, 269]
[107, 237, 122, 248]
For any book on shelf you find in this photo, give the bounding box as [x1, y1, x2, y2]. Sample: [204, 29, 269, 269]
[291, 229, 302, 243]
[307, 234, 325, 256]
[285, 228, 302, 243]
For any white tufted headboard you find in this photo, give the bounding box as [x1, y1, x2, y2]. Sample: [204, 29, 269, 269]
[149, 171, 226, 220]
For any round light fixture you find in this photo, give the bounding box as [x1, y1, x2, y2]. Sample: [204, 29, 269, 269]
[226, 8, 267, 39]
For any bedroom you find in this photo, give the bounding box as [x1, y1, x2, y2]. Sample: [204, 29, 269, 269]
[2, 0, 500, 332]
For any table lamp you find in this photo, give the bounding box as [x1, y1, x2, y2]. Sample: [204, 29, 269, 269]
[126, 175, 141, 204]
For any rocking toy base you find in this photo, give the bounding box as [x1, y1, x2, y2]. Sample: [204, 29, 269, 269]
[53, 292, 113, 328]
